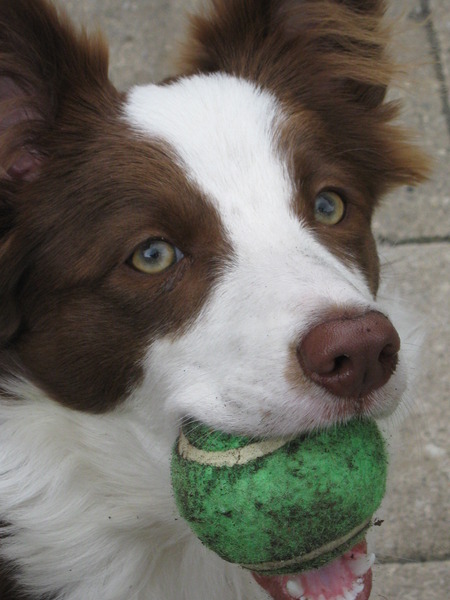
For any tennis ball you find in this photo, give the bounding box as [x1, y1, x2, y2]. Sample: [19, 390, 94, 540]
[171, 419, 387, 575]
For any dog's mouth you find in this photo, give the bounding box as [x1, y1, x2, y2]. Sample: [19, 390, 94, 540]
[252, 541, 373, 600]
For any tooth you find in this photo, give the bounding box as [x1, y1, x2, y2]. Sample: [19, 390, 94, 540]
[348, 552, 375, 577]
[286, 579, 305, 598]
[349, 578, 365, 599]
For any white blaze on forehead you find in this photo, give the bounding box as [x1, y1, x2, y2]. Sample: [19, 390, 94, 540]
[124, 74, 367, 284]
[124, 73, 371, 301]
[124, 74, 295, 247]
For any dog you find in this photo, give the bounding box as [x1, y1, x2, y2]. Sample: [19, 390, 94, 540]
[0, 1, 429, 599]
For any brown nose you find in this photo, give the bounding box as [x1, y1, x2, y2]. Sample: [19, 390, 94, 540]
[297, 311, 400, 398]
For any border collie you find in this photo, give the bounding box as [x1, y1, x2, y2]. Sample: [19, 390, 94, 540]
[0, 1, 428, 599]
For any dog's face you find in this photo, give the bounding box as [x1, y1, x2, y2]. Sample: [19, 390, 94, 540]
[123, 74, 402, 437]
[0, 0, 427, 440]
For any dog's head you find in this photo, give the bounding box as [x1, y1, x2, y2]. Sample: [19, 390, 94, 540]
[0, 0, 428, 438]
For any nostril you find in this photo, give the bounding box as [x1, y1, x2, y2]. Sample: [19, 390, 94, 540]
[318, 354, 352, 378]
[333, 355, 351, 374]
[297, 310, 401, 399]
[315, 354, 349, 376]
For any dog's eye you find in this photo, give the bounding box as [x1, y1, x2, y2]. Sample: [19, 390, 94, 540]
[314, 191, 345, 225]
[129, 240, 184, 274]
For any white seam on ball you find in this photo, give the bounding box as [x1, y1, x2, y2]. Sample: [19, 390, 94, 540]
[177, 431, 288, 467]
[242, 519, 371, 571]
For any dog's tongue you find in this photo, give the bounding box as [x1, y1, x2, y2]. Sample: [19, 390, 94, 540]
[252, 542, 374, 600]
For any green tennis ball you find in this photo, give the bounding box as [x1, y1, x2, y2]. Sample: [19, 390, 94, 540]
[171, 419, 387, 575]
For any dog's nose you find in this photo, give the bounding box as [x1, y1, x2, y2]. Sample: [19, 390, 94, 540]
[297, 311, 400, 398]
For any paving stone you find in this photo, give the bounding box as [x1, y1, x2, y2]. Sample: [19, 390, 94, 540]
[371, 560, 450, 600]
[61, 0, 200, 87]
[429, 0, 450, 91]
[373, 244, 450, 563]
[373, 1, 450, 242]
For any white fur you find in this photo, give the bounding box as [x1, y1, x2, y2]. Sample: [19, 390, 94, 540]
[0, 74, 414, 599]
[0, 381, 261, 599]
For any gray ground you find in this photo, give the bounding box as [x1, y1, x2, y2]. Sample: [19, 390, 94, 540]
[59, 1, 449, 598]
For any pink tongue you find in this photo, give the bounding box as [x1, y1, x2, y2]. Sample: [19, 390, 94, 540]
[252, 542, 373, 600]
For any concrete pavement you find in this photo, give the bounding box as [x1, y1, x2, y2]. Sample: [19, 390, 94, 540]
[60, 1, 450, 598]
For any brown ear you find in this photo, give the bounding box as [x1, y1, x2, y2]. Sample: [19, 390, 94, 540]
[0, 0, 114, 182]
[179, 0, 429, 189]
[179, 0, 391, 108]
[0, 0, 117, 344]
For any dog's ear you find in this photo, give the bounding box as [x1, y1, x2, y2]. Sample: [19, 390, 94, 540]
[0, 0, 118, 345]
[179, 0, 430, 190]
[0, 0, 117, 183]
[179, 0, 390, 108]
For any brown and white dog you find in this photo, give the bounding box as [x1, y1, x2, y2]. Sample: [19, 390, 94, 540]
[0, 1, 428, 599]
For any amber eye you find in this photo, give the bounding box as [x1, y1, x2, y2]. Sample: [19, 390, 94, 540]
[314, 191, 345, 225]
[129, 240, 184, 274]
